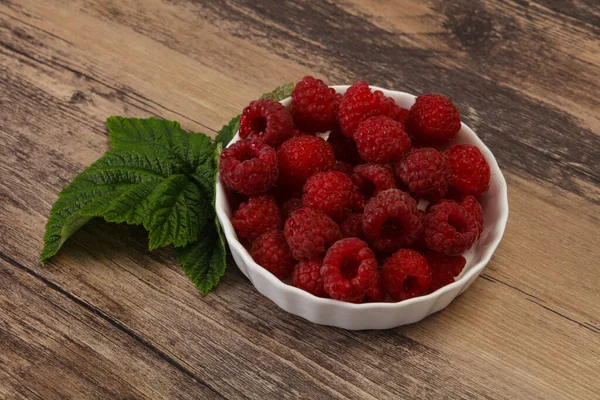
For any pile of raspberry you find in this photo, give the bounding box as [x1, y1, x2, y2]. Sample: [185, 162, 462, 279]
[220, 77, 491, 303]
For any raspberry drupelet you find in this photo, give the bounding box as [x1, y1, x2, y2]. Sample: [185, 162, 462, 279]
[340, 213, 364, 239]
[302, 171, 356, 222]
[231, 194, 282, 242]
[219, 139, 278, 195]
[292, 256, 328, 297]
[362, 189, 423, 253]
[284, 208, 342, 260]
[239, 99, 294, 147]
[382, 249, 432, 301]
[321, 238, 378, 303]
[251, 230, 296, 279]
[291, 76, 341, 133]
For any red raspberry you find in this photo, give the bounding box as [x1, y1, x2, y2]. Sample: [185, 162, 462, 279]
[351, 163, 396, 200]
[321, 238, 377, 302]
[326, 125, 362, 165]
[394, 148, 450, 201]
[280, 197, 303, 219]
[366, 270, 385, 302]
[231, 195, 282, 242]
[333, 160, 354, 176]
[277, 135, 335, 189]
[239, 99, 293, 146]
[405, 94, 461, 146]
[362, 189, 423, 253]
[291, 76, 341, 133]
[423, 200, 480, 255]
[460, 195, 484, 237]
[219, 139, 278, 195]
[354, 116, 411, 163]
[284, 208, 342, 260]
[423, 250, 466, 292]
[382, 249, 432, 301]
[340, 213, 364, 239]
[394, 106, 409, 124]
[445, 144, 491, 197]
[302, 171, 355, 221]
[338, 81, 398, 138]
[292, 256, 327, 297]
[251, 231, 295, 279]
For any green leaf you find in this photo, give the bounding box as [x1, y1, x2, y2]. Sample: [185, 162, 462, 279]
[107, 117, 215, 171]
[176, 219, 226, 295]
[215, 115, 239, 147]
[259, 82, 295, 102]
[144, 174, 212, 250]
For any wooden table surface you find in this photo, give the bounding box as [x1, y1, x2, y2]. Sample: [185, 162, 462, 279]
[1, 0, 599, 399]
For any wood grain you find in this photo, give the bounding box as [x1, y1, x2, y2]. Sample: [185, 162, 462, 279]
[1, 0, 599, 399]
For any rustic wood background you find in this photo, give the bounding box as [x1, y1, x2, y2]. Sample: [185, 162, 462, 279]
[1, 0, 598, 399]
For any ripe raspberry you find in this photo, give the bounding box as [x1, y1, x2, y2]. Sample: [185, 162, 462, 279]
[292, 256, 327, 297]
[354, 116, 411, 163]
[366, 270, 385, 302]
[382, 249, 432, 301]
[340, 213, 364, 239]
[280, 197, 303, 219]
[423, 250, 466, 292]
[423, 200, 480, 255]
[445, 144, 491, 197]
[333, 160, 354, 176]
[326, 125, 362, 165]
[284, 208, 342, 260]
[302, 171, 355, 221]
[362, 189, 423, 253]
[338, 81, 398, 138]
[219, 139, 278, 195]
[231, 195, 282, 242]
[291, 76, 341, 133]
[277, 135, 335, 189]
[239, 99, 293, 146]
[251, 231, 295, 279]
[460, 195, 484, 237]
[351, 164, 396, 200]
[394, 106, 410, 124]
[394, 148, 450, 201]
[321, 238, 377, 302]
[405, 94, 461, 146]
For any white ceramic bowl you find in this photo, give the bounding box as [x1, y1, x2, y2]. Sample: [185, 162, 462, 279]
[215, 86, 508, 330]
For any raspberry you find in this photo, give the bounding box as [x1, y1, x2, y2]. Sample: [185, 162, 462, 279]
[366, 270, 385, 302]
[321, 238, 377, 302]
[382, 249, 432, 301]
[394, 106, 409, 124]
[280, 197, 303, 219]
[231, 195, 282, 242]
[284, 208, 342, 260]
[251, 231, 295, 279]
[291, 76, 341, 133]
[239, 99, 293, 146]
[394, 148, 450, 201]
[423, 200, 480, 255]
[351, 164, 396, 200]
[326, 125, 362, 165]
[354, 116, 411, 163]
[292, 256, 327, 297]
[338, 81, 398, 138]
[277, 135, 335, 189]
[405, 94, 461, 146]
[302, 171, 355, 221]
[445, 144, 491, 197]
[362, 189, 423, 253]
[219, 139, 278, 195]
[460, 195, 484, 237]
[423, 250, 466, 292]
[333, 160, 354, 176]
[340, 213, 364, 239]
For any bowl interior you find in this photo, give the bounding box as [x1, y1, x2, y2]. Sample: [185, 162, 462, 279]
[216, 85, 508, 310]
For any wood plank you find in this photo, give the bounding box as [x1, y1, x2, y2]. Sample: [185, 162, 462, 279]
[0, 0, 599, 399]
[0, 258, 221, 399]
